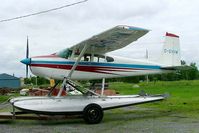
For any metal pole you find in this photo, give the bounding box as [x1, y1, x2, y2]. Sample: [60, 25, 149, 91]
[146, 75, 149, 84]
[145, 49, 149, 84]
[101, 78, 105, 96]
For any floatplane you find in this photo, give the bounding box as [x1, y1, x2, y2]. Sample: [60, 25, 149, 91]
[10, 25, 182, 124]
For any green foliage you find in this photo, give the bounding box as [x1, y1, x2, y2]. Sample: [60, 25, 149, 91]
[24, 76, 50, 85]
[24, 78, 31, 84]
[187, 62, 198, 80]
[0, 92, 20, 102]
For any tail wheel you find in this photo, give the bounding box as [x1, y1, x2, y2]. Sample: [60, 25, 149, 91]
[83, 104, 103, 124]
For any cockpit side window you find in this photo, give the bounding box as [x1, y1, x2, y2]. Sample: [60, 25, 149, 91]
[93, 55, 114, 62]
[56, 48, 72, 59]
[83, 54, 91, 62]
[106, 56, 114, 62]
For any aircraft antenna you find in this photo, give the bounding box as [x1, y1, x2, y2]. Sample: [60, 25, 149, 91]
[145, 49, 149, 59]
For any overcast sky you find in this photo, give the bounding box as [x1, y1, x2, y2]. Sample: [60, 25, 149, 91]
[0, 0, 199, 77]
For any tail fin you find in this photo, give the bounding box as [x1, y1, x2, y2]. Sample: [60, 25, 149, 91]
[158, 32, 181, 66]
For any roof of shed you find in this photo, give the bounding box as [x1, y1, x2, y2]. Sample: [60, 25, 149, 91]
[0, 73, 19, 80]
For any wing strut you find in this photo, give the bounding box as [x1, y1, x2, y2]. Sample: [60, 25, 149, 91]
[57, 44, 88, 97]
[67, 44, 88, 79]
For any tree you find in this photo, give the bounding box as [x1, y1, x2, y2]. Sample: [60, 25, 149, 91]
[24, 76, 50, 85]
[187, 62, 198, 80]
[24, 78, 31, 84]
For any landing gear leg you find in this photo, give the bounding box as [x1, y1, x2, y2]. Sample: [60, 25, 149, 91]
[101, 78, 105, 96]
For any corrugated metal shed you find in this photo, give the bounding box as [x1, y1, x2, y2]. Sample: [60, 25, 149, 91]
[0, 73, 20, 89]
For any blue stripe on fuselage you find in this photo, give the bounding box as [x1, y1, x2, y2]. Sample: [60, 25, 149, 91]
[31, 60, 161, 70]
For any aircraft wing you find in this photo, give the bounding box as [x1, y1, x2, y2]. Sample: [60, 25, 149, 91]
[70, 25, 149, 54]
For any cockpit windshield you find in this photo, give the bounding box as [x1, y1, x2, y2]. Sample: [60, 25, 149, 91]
[56, 48, 72, 59]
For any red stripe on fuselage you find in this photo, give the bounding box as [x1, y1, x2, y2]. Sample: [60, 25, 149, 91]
[30, 64, 147, 74]
[31, 64, 121, 75]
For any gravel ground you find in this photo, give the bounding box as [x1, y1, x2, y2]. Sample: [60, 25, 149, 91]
[0, 106, 199, 133]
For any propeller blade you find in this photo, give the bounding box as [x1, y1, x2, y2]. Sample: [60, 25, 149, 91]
[26, 36, 29, 58]
[26, 36, 29, 78]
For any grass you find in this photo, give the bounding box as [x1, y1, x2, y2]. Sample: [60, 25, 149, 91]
[109, 80, 199, 118]
[0, 93, 20, 103]
[0, 96, 11, 103]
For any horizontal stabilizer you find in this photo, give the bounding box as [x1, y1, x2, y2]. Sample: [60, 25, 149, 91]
[161, 65, 192, 70]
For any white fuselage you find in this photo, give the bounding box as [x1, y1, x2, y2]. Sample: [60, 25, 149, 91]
[29, 55, 171, 80]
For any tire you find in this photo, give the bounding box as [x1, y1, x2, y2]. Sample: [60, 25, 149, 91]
[83, 104, 103, 124]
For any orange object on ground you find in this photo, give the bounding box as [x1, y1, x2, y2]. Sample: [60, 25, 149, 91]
[95, 89, 116, 96]
[29, 88, 66, 96]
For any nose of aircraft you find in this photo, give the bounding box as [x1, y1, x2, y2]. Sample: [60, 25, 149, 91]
[20, 58, 31, 65]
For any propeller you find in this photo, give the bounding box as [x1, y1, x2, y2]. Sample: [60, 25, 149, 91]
[26, 36, 29, 78]
[21, 36, 31, 78]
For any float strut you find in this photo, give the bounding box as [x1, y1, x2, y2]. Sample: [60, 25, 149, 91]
[101, 78, 105, 96]
[12, 104, 16, 119]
